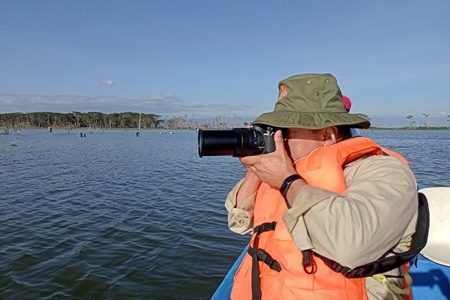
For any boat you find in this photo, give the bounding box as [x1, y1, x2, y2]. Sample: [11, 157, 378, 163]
[211, 187, 450, 299]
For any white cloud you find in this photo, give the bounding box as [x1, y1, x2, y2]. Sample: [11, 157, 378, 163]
[97, 80, 117, 88]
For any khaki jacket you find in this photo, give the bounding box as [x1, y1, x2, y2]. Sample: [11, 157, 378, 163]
[226, 155, 418, 300]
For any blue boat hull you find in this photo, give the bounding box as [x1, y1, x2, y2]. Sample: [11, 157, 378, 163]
[212, 250, 450, 299]
[410, 255, 450, 299]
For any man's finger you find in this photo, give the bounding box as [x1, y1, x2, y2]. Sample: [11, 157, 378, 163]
[274, 130, 285, 152]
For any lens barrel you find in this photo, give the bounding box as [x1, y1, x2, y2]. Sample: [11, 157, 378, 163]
[198, 128, 264, 157]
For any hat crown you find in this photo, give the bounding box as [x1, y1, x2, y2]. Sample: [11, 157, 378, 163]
[274, 73, 346, 113]
[253, 73, 370, 129]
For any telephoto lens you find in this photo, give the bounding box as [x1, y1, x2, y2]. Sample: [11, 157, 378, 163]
[197, 125, 276, 157]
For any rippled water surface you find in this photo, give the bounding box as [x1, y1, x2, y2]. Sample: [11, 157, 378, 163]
[1, 129, 449, 299]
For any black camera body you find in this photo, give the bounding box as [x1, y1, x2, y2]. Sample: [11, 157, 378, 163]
[198, 124, 276, 157]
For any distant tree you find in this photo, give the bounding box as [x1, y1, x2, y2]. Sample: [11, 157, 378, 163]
[406, 115, 415, 128]
[422, 113, 430, 129]
[155, 119, 165, 128]
[210, 114, 225, 129]
[165, 115, 188, 129]
[229, 113, 243, 128]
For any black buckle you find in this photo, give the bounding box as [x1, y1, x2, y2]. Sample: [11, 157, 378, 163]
[248, 247, 282, 272]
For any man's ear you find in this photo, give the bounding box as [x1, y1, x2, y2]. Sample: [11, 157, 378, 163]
[322, 126, 338, 143]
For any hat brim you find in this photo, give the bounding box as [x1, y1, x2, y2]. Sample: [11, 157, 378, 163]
[253, 111, 370, 129]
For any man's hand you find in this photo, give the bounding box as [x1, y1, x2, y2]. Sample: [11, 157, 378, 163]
[240, 130, 297, 189]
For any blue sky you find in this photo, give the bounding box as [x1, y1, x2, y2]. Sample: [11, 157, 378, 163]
[1, 0, 449, 126]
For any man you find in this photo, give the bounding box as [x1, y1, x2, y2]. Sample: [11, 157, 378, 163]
[225, 74, 419, 299]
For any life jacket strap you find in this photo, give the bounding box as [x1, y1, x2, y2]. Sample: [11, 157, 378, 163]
[249, 222, 278, 300]
[254, 221, 277, 234]
[372, 272, 412, 295]
[248, 247, 282, 272]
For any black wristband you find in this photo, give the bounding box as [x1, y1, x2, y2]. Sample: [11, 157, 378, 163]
[280, 174, 302, 198]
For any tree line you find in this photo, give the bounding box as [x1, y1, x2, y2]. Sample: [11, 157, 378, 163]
[406, 113, 450, 129]
[0, 112, 248, 130]
[0, 112, 161, 130]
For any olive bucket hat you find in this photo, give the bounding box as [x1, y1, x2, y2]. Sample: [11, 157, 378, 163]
[253, 73, 370, 129]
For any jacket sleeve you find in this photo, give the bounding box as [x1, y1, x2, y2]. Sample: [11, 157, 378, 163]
[225, 179, 255, 235]
[283, 155, 418, 269]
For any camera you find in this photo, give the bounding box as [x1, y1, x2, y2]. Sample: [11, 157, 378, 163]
[198, 124, 277, 157]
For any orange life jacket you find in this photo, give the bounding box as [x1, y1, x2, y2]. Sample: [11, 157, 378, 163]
[231, 137, 411, 300]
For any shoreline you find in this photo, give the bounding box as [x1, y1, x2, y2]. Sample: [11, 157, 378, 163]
[2, 126, 449, 132]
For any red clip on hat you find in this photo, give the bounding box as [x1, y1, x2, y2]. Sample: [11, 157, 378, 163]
[342, 95, 352, 112]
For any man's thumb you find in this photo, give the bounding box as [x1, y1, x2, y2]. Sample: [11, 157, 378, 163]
[274, 130, 285, 152]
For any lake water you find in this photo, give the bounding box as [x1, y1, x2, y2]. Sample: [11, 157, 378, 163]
[1, 129, 449, 299]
